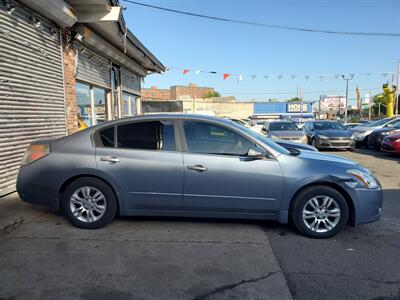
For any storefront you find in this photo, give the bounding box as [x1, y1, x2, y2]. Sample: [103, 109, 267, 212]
[252, 102, 315, 122]
[0, 0, 165, 195]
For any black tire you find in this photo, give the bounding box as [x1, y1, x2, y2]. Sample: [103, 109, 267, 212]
[311, 138, 319, 149]
[62, 177, 118, 229]
[290, 185, 349, 239]
[355, 141, 363, 148]
[365, 135, 373, 149]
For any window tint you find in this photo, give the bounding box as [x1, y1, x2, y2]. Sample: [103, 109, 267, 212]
[117, 121, 175, 151]
[269, 122, 299, 131]
[183, 121, 255, 156]
[99, 127, 115, 147]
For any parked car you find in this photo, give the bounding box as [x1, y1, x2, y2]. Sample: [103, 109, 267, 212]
[343, 123, 360, 129]
[351, 117, 400, 148]
[261, 120, 308, 144]
[381, 133, 400, 154]
[275, 139, 318, 152]
[17, 114, 382, 238]
[368, 122, 400, 149]
[303, 120, 355, 150]
[229, 118, 262, 133]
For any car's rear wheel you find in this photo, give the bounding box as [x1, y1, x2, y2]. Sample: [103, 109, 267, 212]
[62, 177, 117, 229]
[291, 186, 349, 238]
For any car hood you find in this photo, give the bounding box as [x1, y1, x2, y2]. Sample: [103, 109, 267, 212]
[315, 129, 352, 137]
[373, 127, 400, 134]
[351, 126, 380, 133]
[271, 131, 304, 138]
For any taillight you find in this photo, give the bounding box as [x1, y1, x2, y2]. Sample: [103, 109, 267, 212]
[22, 144, 50, 165]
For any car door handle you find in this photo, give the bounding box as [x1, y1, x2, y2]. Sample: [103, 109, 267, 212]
[100, 156, 120, 163]
[187, 165, 207, 172]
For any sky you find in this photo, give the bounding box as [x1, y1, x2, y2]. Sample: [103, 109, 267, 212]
[122, 0, 400, 105]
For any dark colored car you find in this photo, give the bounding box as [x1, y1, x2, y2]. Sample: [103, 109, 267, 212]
[368, 122, 400, 149]
[303, 120, 355, 150]
[17, 114, 382, 238]
[381, 133, 400, 154]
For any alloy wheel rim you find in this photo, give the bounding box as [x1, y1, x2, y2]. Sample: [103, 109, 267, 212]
[302, 195, 341, 233]
[69, 186, 106, 223]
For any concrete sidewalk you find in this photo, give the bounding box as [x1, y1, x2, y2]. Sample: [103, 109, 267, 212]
[0, 193, 293, 299]
[0, 192, 48, 235]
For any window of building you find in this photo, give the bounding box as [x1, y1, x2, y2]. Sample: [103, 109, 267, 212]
[76, 82, 92, 127]
[76, 82, 108, 128]
[183, 121, 255, 156]
[117, 121, 175, 151]
[122, 92, 137, 117]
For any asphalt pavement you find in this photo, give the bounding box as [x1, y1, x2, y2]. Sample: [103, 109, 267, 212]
[268, 149, 400, 300]
[0, 148, 398, 300]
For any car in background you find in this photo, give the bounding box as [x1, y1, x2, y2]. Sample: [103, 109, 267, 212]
[343, 123, 361, 129]
[261, 120, 308, 144]
[17, 114, 382, 238]
[230, 118, 263, 133]
[368, 122, 400, 149]
[303, 120, 355, 150]
[381, 133, 400, 154]
[351, 117, 400, 148]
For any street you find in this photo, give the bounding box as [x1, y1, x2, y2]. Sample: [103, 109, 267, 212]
[0, 149, 399, 300]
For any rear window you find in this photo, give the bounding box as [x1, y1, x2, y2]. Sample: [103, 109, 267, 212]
[117, 120, 175, 151]
[99, 127, 115, 147]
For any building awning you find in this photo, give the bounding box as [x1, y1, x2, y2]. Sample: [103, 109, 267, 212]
[18, 0, 165, 75]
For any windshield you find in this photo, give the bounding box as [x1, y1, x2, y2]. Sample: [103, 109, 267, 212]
[240, 125, 291, 155]
[269, 122, 299, 131]
[365, 118, 391, 127]
[314, 122, 345, 130]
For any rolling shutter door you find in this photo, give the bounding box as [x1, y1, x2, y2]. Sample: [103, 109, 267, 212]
[74, 42, 111, 89]
[121, 68, 141, 95]
[0, 1, 66, 196]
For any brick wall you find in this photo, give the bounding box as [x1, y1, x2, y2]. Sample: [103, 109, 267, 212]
[141, 84, 215, 100]
[141, 86, 171, 100]
[61, 31, 78, 134]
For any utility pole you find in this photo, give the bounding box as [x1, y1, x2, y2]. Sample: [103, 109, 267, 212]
[342, 75, 352, 123]
[396, 60, 400, 117]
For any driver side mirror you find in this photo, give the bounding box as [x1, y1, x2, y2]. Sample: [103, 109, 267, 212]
[246, 148, 266, 159]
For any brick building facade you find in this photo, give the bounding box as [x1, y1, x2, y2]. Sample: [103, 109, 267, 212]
[142, 83, 215, 100]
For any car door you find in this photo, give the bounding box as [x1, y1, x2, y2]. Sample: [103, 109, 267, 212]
[95, 119, 184, 211]
[180, 120, 284, 214]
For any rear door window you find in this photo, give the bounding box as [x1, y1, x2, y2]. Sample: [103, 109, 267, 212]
[116, 120, 175, 151]
[98, 127, 115, 147]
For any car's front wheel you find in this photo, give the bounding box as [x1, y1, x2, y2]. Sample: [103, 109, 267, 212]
[290, 186, 349, 238]
[62, 177, 118, 229]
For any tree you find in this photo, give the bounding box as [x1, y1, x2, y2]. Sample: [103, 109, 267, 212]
[203, 91, 221, 98]
[289, 97, 302, 102]
[371, 93, 386, 116]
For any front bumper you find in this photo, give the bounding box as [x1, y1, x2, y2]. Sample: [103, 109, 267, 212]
[346, 186, 383, 225]
[352, 131, 370, 142]
[278, 138, 308, 144]
[317, 138, 355, 149]
[381, 141, 400, 153]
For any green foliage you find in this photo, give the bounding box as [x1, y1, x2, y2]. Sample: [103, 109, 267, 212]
[203, 91, 221, 98]
[289, 97, 302, 102]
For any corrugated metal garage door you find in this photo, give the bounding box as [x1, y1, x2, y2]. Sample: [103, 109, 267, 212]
[0, 1, 66, 196]
[121, 67, 141, 95]
[74, 42, 111, 89]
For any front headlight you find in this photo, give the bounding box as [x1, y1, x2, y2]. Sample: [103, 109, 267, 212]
[301, 135, 308, 141]
[350, 135, 355, 139]
[319, 135, 328, 139]
[346, 169, 379, 189]
[381, 131, 393, 136]
[270, 135, 278, 139]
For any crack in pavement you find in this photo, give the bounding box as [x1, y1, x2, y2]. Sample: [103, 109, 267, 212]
[0, 235, 268, 245]
[288, 271, 400, 285]
[191, 271, 281, 300]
